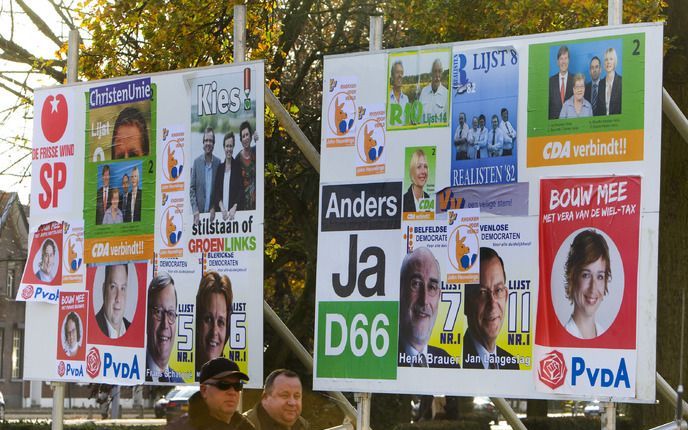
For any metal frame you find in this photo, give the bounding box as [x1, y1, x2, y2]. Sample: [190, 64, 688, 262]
[47, 3, 688, 430]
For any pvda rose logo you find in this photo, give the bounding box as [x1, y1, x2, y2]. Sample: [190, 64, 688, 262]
[21, 285, 34, 300]
[86, 347, 101, 378]
[57, 361, 66, 377]
[538, 350, 567, 389]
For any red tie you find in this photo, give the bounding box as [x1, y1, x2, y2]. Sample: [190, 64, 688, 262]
[560, 77, 565, 103]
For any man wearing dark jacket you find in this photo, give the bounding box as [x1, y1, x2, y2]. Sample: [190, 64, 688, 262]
[167, 358, 254, 430]
[244, 369, 310, 430]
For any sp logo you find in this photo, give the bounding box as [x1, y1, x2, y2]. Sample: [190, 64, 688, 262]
[21, 285, 34, 300]
[57, 361, 66, 377]
[538, 350, 567, 390]
[41, 94, 69, 143]
[86, 347, 101, 378]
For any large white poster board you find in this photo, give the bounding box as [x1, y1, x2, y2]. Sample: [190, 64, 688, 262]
[23, 62, 265, 387]
[314, 23, 662, 402]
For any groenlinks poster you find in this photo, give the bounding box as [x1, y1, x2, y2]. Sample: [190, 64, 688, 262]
[315, 23, 662, 402]
[22, 62, 264, 387]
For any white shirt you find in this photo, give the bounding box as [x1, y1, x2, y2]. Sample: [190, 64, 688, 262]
[565, 316, 604, 339]
[222, 168, 231, 210]
[499, 120, 516, 150]
[130, 190, 137, 221]
[105, 317, 127, 339]
[559, 72, 569, 99]
[419, 83, 448, 123]
[605, 72, 616, 115]
[470, 334, 497, 370]
[389, 91, 409, 125]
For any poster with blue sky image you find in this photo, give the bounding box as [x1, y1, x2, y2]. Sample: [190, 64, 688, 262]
[450, 46, 518, 187]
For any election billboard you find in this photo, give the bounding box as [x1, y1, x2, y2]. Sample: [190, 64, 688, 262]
[314, 23, 662, 402]
[22, 62, 264, 387]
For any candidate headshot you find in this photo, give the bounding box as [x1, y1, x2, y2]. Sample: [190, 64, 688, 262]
[402, 149, 430, 213]
[463, 247, 519, 370]
[398, 247, 458, 368]
[112, 107, 149, 159]
[146, 272, 183, 382]
[563, 229, 611, 339]
[418, 58, 447, 123]
[62, 312, 81, 357]
[190, 127, 221, 223]
[548, 45, 573, 120]
[35, 238, 57, 282]
[195, 271, 233, 379]
[601, 47, 622, 115]
[95, 263, 131, 339]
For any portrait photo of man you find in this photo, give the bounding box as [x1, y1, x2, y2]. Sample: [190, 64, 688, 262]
[95, 263, 131, 339]
[146, 272, 183, 382]
[584, 56, 605, 116]
[548, 45, 574, 120]
[463, 247, 519, 370]
[35, 238, 57, 282]
[190, 127, 221, 225]
[96, 164, 112, 225]
[398, 247, 459, 368]
[62, 312, 82, 357]
[418, 58, 448, 124]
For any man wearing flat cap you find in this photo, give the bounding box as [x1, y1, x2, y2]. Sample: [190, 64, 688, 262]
[167, 357, 254, 430]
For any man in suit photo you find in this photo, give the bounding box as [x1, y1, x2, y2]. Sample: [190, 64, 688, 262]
[584, 56, 605, 116]
[190, 127, 221, 225]
[398, 247, 459, 368]
[463, 247, 520, 370]
[549, 45, 574, 119]
[95, 263, 131, 339]
[96, 164, 111, 225]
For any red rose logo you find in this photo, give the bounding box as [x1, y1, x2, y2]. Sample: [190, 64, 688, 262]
[538, 350, 567, 389]
[21, 285, 34, 300]
[86, 347, 101, 378]
[57, 361, 66, 377]
[41, 94, 69, 143]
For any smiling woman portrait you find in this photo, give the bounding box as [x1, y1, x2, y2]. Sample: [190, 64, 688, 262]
[564, 229, 612, 339]
[402, 149, 430, 213]
[195, 271, 234, 380]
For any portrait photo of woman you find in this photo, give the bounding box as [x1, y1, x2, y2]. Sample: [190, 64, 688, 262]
[402, 149, 431, 213]
[563, 229, 612, 339]
[195, 271, 234, 379]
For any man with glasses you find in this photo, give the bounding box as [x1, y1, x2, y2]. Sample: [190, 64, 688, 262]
[398, 247, 459, 368]
[463, 247, 519, 370]
[168, 357, 254, 430]
[146, 272, 183, 382]
[190, 127, 221, 225]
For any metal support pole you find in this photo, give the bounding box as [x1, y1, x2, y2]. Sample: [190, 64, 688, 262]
[658, 373, 688, 419]
[663, 88, 688, 144]
[603, 5, 622, 429]
[262, 301, 357, 422]
[51, 383, 65, 430]
[111, 385, 121, 419]
[355, 392, 371, 430]
[234, 4, 246, 63]
[492, 398, 527, 430]
[51, 28, 80, 430]
[264, 86, 321, 172]
[67, 30, 79, 83]
[608, 0, 623, 26]
[369, 16, 383, 51]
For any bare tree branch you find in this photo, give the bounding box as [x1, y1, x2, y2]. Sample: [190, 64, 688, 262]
[14, 0, 63, 47]
[47, 0, 76, 29]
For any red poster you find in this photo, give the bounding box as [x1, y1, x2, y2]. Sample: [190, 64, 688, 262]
[537, 176, 640, 349]
[57, 292, 88, 360]
[23, 221, 63, 286]
[86, 262, 147, 348]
